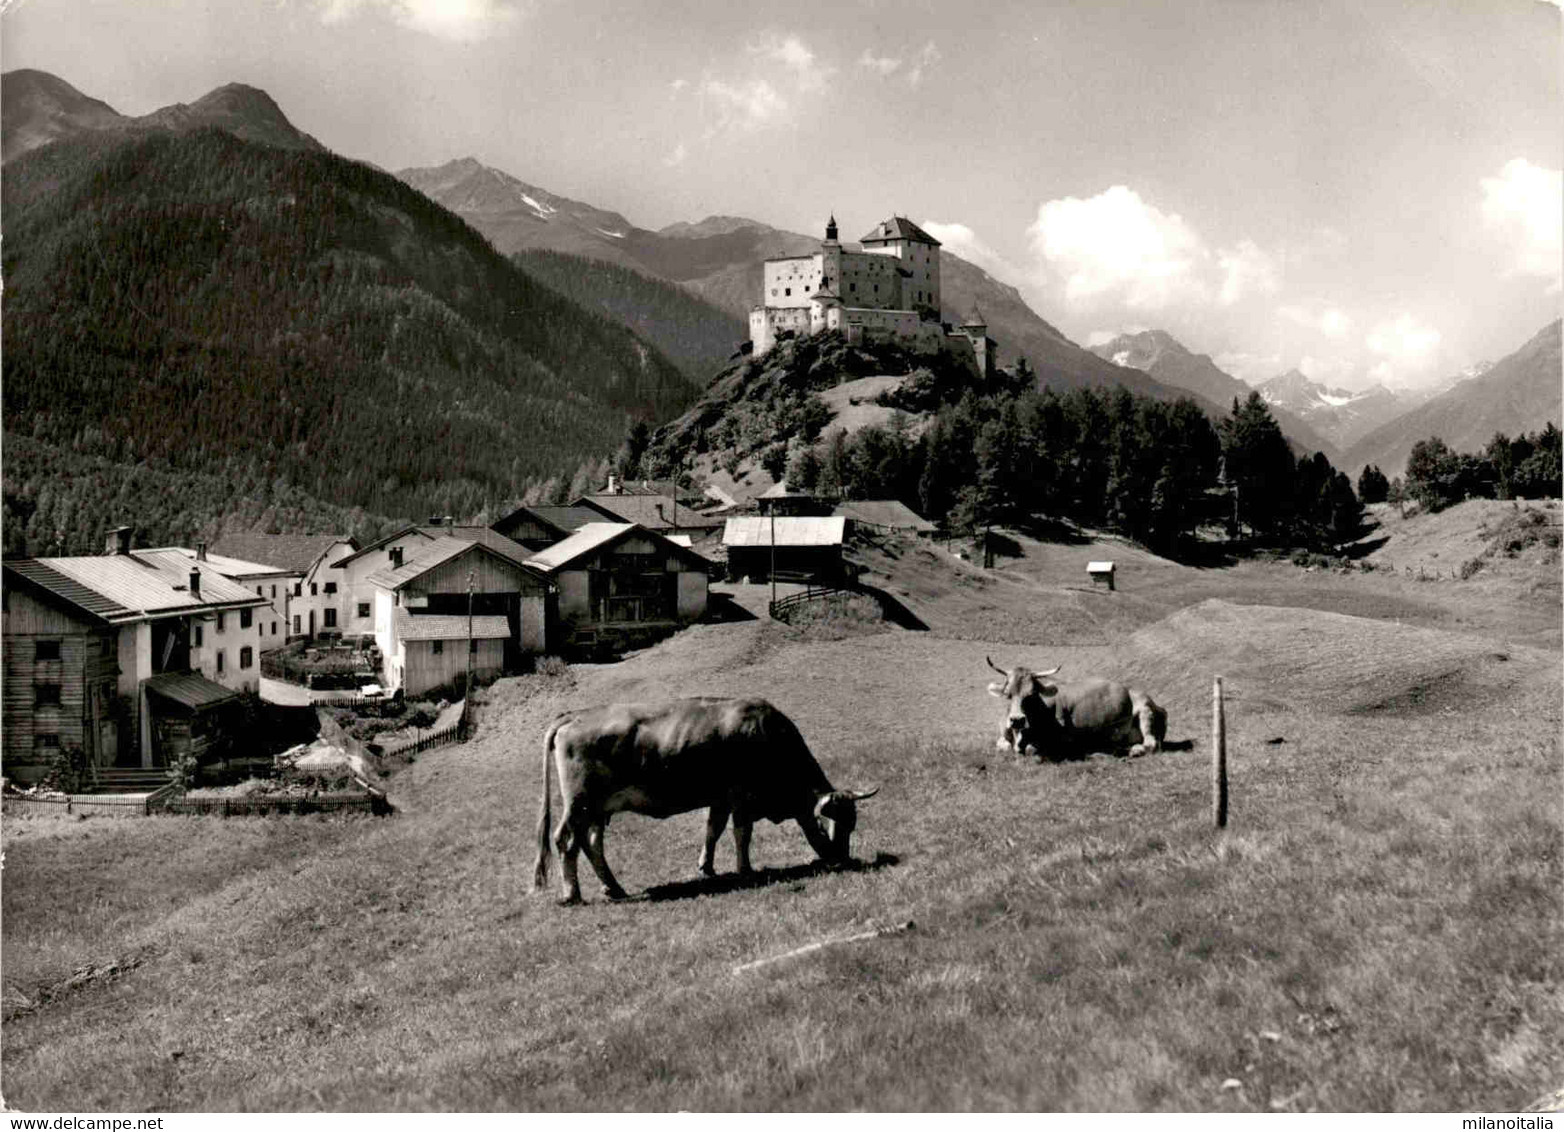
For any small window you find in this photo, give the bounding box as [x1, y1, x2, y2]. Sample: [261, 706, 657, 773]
[240, 647, 253, 669]
[34, 732, 60, 751]
[311, 583, 318, 596]
[271, 621, 278, 636]
[240, 608, 253, 629]
[101, 636, 116, 658]
[470, 638, 479, 654]
[270, 584, 277, 599]
[216, 651, 225, 673]
[293, 615, 301, 634]
[432, 639, 444, 655]
[216, 613, 226, 632]
[35, 640, 61, 661]
[324, 582, 337, 594]
[194, 625, 204, 647]
[35, 683, 61, 707]
[294, 583, 302, 597]
[785, 287, 791, 296]
[357, 603, 371, 619]
[257, 586, 265, 597]
[324, 608, 337, 628]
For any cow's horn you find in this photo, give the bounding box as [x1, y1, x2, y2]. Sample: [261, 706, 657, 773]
[985, 656, 1009, 677]
[1032, 665, 1062, 679]
[845, 787, 879, 802]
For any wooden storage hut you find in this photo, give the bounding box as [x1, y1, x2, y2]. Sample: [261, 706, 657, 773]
[722, 516, 848, 583]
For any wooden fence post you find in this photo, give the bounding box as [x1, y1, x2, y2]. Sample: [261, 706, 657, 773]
[1212, 675, 1228, 829]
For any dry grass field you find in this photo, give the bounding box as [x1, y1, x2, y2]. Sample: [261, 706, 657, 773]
[3, 513, 1560, 1111]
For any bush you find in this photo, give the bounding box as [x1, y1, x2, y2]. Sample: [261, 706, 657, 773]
[1459, 557, 1484, 580]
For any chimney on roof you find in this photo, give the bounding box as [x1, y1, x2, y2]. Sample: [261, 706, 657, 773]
[189, 567, 201, 596]
[196, 542, 208, 562]
[104, 526, 133, 556]
[390, 546, 404, 568]
[607, 474, 619, 495]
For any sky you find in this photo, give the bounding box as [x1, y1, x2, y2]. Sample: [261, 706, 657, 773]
[3, 0, 1560, 390]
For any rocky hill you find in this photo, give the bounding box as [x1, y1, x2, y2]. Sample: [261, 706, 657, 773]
[399, 158, 1200, 406]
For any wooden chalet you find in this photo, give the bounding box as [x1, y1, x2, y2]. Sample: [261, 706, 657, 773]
[364, 536, 549, 696]
[2, 530, 270, 786]
[524, 523, 708, 654]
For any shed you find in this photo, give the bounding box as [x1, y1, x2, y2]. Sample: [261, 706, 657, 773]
[143, 671, 241, 767]
[390, 608, 511, 696]
[722, 516, 847, 583]
[833, 499, 936, 535]
[1088, 561, 1116, 591]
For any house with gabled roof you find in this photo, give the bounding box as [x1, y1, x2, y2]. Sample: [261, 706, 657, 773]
[524, 522, 708, 654]
[2, 527, 271, 785]
[364, 536, 549, 696]
[209, 532, 356, 642]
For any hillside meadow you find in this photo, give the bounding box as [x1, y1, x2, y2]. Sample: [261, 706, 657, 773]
[2, 527, 1560, 1111]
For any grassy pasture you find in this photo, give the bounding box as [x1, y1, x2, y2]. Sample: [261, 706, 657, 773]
[2, 531, 1560, 1111]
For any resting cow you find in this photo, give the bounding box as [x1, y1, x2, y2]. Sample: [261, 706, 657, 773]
[533, 696, 877, 905]
[985, 657, 1166, 759]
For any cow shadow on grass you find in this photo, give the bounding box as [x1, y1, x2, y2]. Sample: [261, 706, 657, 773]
[634, 851, 900, 903]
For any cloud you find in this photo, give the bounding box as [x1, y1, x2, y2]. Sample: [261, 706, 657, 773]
[663, 142, 688, 168]
[749, 32, 833, 92]
[1365, 314, 1443, 382]
[1481, 158, 1563, 291]
[1297, 355, 1358, 388]
[700, 78, 788, 135]
[317, 0, 521, 42]
[1217, 239, 1281, 305]
[1279, 304, 1351, 338]
[858, 49, 902, 77]
[1214, 351, 1286, 384]
[906, 41, 940, 86]
[920, 221, 1019, 287]
[1027, 185, 1210, 310]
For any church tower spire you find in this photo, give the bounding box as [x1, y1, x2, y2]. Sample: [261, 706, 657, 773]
[825, 214, 839, 242]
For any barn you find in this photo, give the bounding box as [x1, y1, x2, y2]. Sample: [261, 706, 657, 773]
[722, 516, 848, 583]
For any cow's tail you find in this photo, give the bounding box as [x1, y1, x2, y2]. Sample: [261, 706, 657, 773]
[533, 715, 567, 890]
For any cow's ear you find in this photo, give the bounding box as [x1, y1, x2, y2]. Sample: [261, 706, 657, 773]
[986, 681, 1007, 698]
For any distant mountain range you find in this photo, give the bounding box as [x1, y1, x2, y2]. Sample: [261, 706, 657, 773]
[1088, 330, 1340, 459]
[1343, 320, 1562, 477]
[1250, 369, 1410, 450]
[396, 157, 1200, 407]
[1, 69, 324, 162]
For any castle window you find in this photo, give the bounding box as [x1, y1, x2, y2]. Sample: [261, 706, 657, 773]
[785, 288, 791, 296]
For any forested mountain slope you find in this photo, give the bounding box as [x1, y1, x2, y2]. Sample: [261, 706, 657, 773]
[1, 127, 697, 554]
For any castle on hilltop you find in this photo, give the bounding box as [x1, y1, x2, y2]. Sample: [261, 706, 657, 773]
[748, 215, 994, 378]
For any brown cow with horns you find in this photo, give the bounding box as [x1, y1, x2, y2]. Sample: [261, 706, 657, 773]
[985, 657, 1167, 760]
[534, 697, 877, 904]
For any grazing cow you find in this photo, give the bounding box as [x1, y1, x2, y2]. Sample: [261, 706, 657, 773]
[985, 657, 1166, 759]
[533, 697, 877, 905]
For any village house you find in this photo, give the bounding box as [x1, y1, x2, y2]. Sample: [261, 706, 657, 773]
[524, 522, 709, 654]
[147, 544, 295, 648]
[365, 536, 549, 696]
[210, 532, 357, 643]
[576, 475, 724, 540]
[749, 215, 995, 378]
[2, 527, 271, 786]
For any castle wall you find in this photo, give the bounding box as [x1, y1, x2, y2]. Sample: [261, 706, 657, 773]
[763, 255, 824, 309]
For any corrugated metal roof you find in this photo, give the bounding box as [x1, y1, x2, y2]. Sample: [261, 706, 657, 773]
[141, 547, 295, 580]
[722, 517, 846, 547]
[11, 553, 269, 621]
[209, 533, 351, 575]
[832, 499, 935, 532]
[363, 537, 476, 590]
[393, 607, 511, 641]
[524, 523, 635, 572]
[144, 671, 241, 711]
